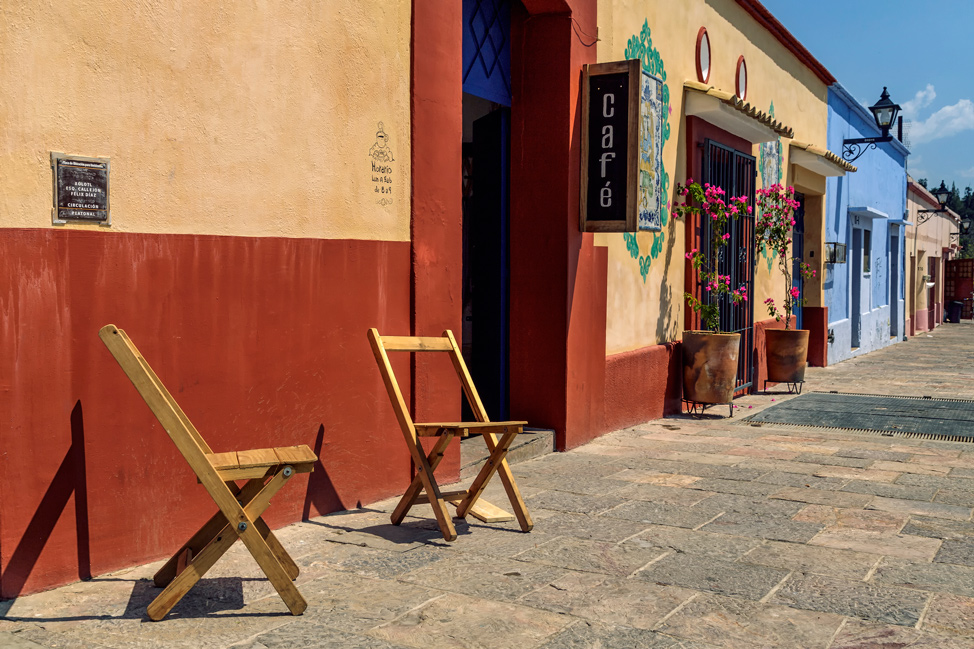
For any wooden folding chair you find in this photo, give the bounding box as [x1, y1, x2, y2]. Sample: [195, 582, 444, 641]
[368, 328, 533, 541]
[98, 324, 317, 621]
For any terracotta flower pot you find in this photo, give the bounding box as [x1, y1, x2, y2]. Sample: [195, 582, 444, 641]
[682, 331, 741, 404]
[765, 328, 809, 383]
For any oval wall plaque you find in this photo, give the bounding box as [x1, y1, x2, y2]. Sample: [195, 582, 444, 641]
[736, 55, 748, 100]
[695, 28, 711, 84]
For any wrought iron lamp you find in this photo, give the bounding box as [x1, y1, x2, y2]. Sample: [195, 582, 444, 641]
[915, 181, 951, 226]
[949, 218, 972, 243]
[841, 87, 901, 162]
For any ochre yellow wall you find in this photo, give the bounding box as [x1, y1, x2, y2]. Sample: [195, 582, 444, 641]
[597, 0, 829, 354]
[1, 1, 410, 241]
[906, 190, 958, 318]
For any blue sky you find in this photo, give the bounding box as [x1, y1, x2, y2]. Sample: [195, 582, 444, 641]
[760, 0, 974, 192]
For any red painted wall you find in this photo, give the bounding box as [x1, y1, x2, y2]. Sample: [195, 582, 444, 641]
[0, 230, 412, 597]
[410, 0, 463, 469]
[510, 2, 604, 451]
[803, 306, 828, 367]
[604, 343, 683, 431]
[915, 308, 930, 332]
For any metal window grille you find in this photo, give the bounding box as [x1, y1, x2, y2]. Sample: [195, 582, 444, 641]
[701, 139, 756, 393]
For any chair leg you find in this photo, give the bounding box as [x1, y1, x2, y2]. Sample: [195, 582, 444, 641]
[236, 523, 307, 615]
[254, 517, 300, 581]
[148, 472, 303, 620]
[456, 430, 518, 519]
[479, 432, 534, 532]
[153, 511, 227, 588]
[153, 480, 261, 587]
[391, 434, 457, 541]
[391, 434, 453, 524]
[232, 470, 307, 615]
[147, 521, 240, 621]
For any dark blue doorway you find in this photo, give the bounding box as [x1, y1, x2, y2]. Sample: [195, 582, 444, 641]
[792, 192, 805, 329]
[461, 0, 512, 421]
[851, 227, 862, 349]
[465, 109, 511, 421]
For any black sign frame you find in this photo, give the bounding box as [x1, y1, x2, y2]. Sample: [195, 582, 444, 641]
[51, 152, 111, 225]
[580, 59, 639, 232]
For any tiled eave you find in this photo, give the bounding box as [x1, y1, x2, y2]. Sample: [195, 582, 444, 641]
[790, 141, 857, 176]
[684, 81, 794, 143]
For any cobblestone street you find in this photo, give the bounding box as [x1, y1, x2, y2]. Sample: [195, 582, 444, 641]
[3, 323, 974, 648]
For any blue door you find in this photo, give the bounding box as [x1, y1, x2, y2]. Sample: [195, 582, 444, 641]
[851, 227, 862, 349]
[468, 109, 511, 421]
[463, 0, 511, 106]
[792, 193, 805, 329]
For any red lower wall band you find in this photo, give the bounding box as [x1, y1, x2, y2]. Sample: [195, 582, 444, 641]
[0, 229, 415, 598]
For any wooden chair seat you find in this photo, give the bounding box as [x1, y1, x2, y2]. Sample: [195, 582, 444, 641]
[413, 421, 527, 438]
[207, 445, 317, 480]
[368, 328, 533, 541]
[99, 324, 316, 621]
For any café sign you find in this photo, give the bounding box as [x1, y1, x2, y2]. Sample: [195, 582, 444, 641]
[580, 60, 663, 233]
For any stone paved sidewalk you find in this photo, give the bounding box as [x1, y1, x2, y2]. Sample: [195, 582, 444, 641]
[3, 323, 974, 648]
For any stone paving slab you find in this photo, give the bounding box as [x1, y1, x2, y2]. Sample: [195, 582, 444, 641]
[633, 552, 789, 600]
[653, 592, 845, 649]
[6, 323, 974, 648]
[923, 593, 974, 638]
[934, 538, 974, 566]
[865, 495, 973, 521]
[517, 572, 695, 631]
[770, 573, 931, 626]
[624, 525, 763, 561]
[768, 485, 873, 508]
[839, 478, 939, 500]
[533, 620, 701, 649]
[828, 619, 974, 649]
[513, 536, 666, 577]
[902, 515, 974, 540]
[366, 593, 571, 649]
[739, 540, 880, 581]
[870, 556, 974, 599]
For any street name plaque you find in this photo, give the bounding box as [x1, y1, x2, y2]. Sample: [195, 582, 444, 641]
[51, 152, 110, 224]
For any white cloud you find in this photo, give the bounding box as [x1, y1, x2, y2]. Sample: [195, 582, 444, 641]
[960, 167, 974, 179]
[908, 99, 974, 144]
[902, 84, 937, 119]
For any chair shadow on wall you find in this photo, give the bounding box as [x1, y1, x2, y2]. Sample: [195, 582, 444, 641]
[302, 424, 342, 521]
[1, 401, 91, 600]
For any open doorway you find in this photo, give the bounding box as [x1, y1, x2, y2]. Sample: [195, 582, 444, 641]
[461, 0, 512, 421]
[462, 96, 510, 420]
[792, 192, 805, 329]
[851, 227, 862, 349]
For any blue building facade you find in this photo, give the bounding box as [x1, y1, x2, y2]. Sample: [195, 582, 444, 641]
[824, 84, 909, 364]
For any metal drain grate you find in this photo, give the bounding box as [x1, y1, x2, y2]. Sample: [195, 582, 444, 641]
[742, 392, 974, 442]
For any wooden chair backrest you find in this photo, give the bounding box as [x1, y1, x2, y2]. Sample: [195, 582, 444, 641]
[99, 324, 217, 470]
[367, 328, 492, 430]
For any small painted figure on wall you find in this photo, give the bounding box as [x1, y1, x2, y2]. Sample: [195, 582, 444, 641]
[369, 122, 395, 162]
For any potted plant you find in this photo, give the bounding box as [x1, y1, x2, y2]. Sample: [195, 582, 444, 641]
[674, 180, 750, 408]
[754, 183, 817, 384]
